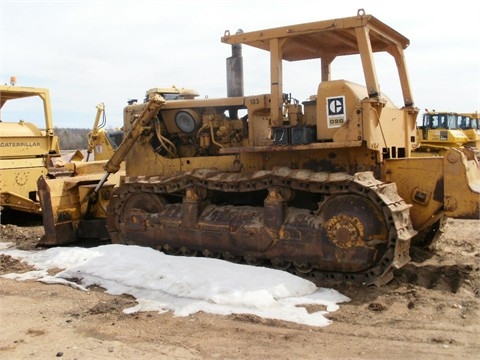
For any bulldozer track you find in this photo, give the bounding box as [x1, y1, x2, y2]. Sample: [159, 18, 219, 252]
[107, 168, 416, 285]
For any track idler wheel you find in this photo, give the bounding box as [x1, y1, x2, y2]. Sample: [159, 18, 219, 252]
[320, 193, 388, 252]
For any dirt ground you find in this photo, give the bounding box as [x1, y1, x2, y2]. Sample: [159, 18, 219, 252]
[0, 212, 479, 360]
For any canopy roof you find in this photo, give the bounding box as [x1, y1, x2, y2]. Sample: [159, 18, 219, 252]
[0, 85, 50, 109]
[221, 11, 409, 61]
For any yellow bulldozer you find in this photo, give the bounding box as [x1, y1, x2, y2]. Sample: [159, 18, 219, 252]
[38, 10, 480, 285]
[0, 80, 64, 214]
[457, 112, 480, 149]
[416, 110, 479, 156]
[416, 110, 469, 151]
[0, 81, 123, 222]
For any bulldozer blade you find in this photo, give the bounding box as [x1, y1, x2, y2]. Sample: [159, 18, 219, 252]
[37, 175, 78, 246]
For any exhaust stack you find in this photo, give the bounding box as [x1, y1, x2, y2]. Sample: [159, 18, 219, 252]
[226, 29, 244, 98]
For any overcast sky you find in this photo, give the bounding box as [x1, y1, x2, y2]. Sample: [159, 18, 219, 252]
[1, 0, 479, 129]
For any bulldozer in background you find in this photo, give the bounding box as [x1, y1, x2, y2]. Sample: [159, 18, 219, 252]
[0, 80, 65, 214]
[38, 9, 480, 285]
[415, 110, 479, 156]
[457, 112, 480, 149]
[0, 80, 123, 218]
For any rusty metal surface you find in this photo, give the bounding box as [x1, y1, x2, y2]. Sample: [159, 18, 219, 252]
[76, 219, 110, 240]
[107, 169, 416, 285]
[36, 175, 57, 246]
[37, 175, 78, 246]
[37, 174, 118, 246]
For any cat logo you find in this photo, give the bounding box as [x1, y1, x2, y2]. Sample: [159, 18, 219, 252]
[326, 96, 346, 128]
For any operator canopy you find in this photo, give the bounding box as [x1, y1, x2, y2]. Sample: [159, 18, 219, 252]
[221, 10, 410, 61]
